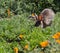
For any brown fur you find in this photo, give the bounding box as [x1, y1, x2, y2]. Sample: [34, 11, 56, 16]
[35, 8, 55, 28]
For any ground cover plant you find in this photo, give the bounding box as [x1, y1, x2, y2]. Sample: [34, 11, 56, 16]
[0, 12, 60, 53]
[0, 0, 60, 53]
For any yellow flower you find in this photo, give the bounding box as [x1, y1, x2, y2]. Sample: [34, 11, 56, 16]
[14, 47, 18, 53]
[32, 13, 35, 17]
[7, 8, 10, 17]
[19, 34, 23, 39]
[40, 41, 49, 48]
[56, 32, 60, 37]
[24, 44, 28, 50]
[56, 39, 60, 44]
[52, 34, 59, 39]
[52, 32, 60, 39]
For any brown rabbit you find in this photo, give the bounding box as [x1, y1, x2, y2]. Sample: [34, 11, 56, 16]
[29, 8, 55, 28]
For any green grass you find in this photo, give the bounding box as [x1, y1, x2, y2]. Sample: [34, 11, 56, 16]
[0, 13, 60, 53]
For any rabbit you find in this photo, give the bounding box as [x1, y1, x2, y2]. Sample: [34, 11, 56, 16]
[29, 8, 55, 28]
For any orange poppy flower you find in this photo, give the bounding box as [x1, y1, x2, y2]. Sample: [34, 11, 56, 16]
[24, 44, 28, 50]
[56, 39, 60, 44]
[52, 34, 60, 39]
[52, 32, 60, 39]
[40, 41, 49, 48]
[56, 32, 60, 37]
[19, 34, 23, 39]
[14, 47, 18, 53]
[7, 8, 10, 17]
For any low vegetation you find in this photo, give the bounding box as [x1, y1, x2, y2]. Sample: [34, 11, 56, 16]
[0, 13, 60, 53]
